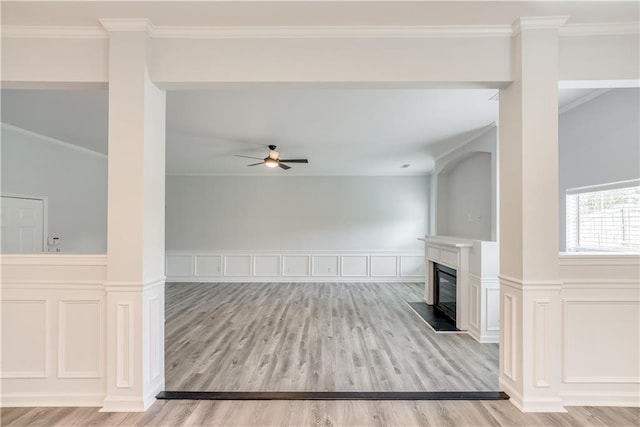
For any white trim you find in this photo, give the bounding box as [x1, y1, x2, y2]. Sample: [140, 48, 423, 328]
[1, 122, 107, 159]
[0, 253, 107, 266]
[166, 171, 430, 177]
[512, 16, 569, 35]
[559, 88, 612, 115]
[499, 275, 563, 291]
[565, 178, 639, 195]
[2, 21, 636, 41]
[560, 22, 640, 37]
[561, 391, 640, 407]
[559, 253, 640, 266]
[57, 299, 103, 379]
[0, 393, 105, 408]
[99, 19, 153, 34]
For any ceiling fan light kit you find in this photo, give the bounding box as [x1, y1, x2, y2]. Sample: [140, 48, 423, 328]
[235, 145, 309, 171]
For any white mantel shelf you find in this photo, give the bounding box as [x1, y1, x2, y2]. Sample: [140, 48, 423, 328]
[422, 235, 475, 248]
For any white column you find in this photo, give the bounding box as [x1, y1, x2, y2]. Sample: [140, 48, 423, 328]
[101, 19, 166, 412]
[498, 16, 567, 412]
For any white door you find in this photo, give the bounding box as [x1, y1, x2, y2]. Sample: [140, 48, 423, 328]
[0, 196, 45, 253]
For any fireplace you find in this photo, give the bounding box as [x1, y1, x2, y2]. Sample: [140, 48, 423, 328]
[434, 263, 457, 325]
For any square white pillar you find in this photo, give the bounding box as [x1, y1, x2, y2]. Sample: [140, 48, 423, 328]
[498, 16, 568, 412]
[101, 19, 166, 412]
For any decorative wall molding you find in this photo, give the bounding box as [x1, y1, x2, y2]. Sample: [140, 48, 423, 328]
[0, 253, 108, 266]
[3, 21, 636, 41]
[166, 251, 424, 282]
[499, 275, 563, 291]
[57, 299, 103, 379]
[116, 303, 133, 389]
[502, 292, 517, 382]
[559, 253, 640, 267]
[0, 300, 49, 379]
[533, 299, 551, 388]
[562, 298, 640, 385]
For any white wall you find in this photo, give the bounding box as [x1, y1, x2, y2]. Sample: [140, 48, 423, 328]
[559, 88, 640, 251]
[1, 124, 108, 253]
[166, 175, 429, 252]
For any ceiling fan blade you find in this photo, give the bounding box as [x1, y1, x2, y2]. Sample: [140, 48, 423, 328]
[235, 154, 263, 160]
[247, 162, 264, 167]
[279, 159, 308, 163]
[278, 163, 292, 170]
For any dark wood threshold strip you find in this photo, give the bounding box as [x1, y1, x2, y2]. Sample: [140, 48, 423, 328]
[157, 391, 509, 401]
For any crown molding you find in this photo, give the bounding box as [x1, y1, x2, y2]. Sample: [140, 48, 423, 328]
[435, 122, 496, 162]
[558, 88, 611, 115]
[99, 18, 153, 34]
[560, 22, 640, 37]
[512, 16, 570, 35]
[151, 25, 512, 39]
[3, 20, 637, 40]
[1, 25, 108, 39]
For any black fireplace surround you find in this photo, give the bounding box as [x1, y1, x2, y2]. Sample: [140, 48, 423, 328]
[434, 263, 457, 325]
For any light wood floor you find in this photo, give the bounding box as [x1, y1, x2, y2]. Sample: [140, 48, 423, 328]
[2, 401, 639, 426]
[165, 282, 498, 391]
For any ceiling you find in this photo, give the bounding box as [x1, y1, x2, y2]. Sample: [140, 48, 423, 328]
[0, 87, 606, 176]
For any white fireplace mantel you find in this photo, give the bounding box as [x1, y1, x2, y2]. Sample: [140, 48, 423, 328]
[422, 235, 499, 343]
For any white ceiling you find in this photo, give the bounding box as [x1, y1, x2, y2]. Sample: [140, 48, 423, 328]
[0, 87, 606, 176]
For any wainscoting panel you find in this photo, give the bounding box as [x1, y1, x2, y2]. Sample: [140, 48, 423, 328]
[562, 299, 639, 384]
[312, 256, 339, 277]
[166, 255, 193, 277]
[58, 300, 102, 378]
[340, 256, 368, 277]
[194, 255, 222, 276]
[0, 254, 107, 407]
[0, 300, 48, 378]
[399, 256, 425, 277]
[224, 255, 252, 276]
[254, 255, 281, 277]
[283, 255, 310, 277]
[370, 256, 397, 277]
[166, 251, 424, 282]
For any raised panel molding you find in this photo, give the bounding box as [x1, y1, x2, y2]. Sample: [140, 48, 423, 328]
[166, 255, 193, 277]
[283, 255, 310, 277]
[148, 297, 161, 383]
[562, 299, 640, 384]
[469, 279, 480, 329]
[194, 255, 222, 276]
[0, 300, 48, 378]
[224, 255, 252, 276]
[370, 256, 397, 277]
[502, 292, 517, 382]
[341, 256, 368, 277]
[254, 255, 281, 277]
[166, 251, 423, 282]
[312, 256, 339, 277]
[534, 299, 551, 388]
[116, 302, 133, 389]
[486, 288, 500, 331]
[58, 300, 102, 378]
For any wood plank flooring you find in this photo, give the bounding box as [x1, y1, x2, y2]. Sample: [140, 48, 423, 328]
[2, 401, 639, 426]
[165, 282, 498, 392]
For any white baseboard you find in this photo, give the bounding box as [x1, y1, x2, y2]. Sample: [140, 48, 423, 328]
[0, 393, 104, 407]
[100, 396, 152, 413]
[561, 391, 640, 407]
[166, 276, 422, 283]
[499, 379, 567, 413]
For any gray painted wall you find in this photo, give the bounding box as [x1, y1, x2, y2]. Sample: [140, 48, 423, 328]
[1, 124, 108, 253]
[440, 152, 492, 240]
[559, 88, 640, 250]
[165, 175, 429, 251]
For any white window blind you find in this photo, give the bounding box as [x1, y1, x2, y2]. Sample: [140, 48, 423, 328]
[566, 180, 640, 253]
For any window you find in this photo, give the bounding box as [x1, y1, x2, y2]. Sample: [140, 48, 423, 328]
[566, 180, 640, 253]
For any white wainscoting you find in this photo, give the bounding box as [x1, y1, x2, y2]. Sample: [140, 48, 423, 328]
[0, 254, 107, 407]
[166, 251, 424, 282]
[468, 274, 500, 343]
[559, 253, 640, 407]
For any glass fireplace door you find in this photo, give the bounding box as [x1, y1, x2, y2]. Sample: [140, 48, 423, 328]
[434, 263, 457, 324]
